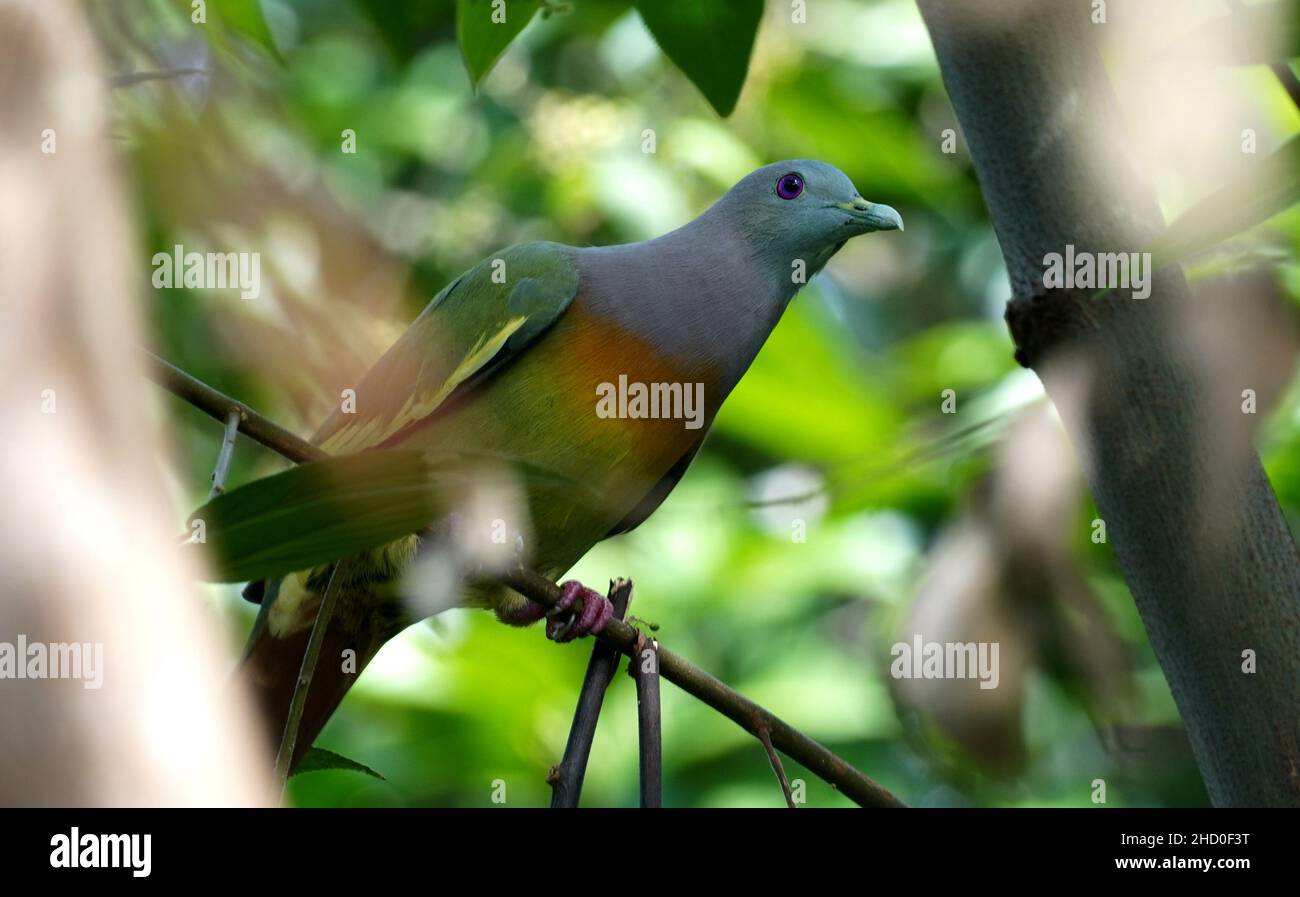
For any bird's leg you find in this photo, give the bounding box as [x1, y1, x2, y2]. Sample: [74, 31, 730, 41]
[487, 526, 612, 640]
[494, 580, 613, 643]
[545, 580, 615, 643]
[495, 594, 548, 627]
[491, 529, 548, 626]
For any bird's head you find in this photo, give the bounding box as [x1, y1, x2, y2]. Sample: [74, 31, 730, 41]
[718, 159, 903, 281]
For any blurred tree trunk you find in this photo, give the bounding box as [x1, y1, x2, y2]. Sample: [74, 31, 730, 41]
[917, 0, 1300, 805]
[0, 0, 272, 806]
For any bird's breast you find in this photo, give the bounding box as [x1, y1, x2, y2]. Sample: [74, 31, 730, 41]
[536, 300, 721, 472]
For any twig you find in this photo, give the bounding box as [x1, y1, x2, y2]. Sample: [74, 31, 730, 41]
[145, 350, 325, 464]
[629, 632, 662, 808]
[146, 351, 907, 808]
[111, 67, 207, 87]
[208, 409, 242, 499]
[497, 567, 902, 807]
[272, 559, 347, 790]
[1267, 61, 1300, 113]
[548, 579, 634, 808]
[758, 724, 796, 808]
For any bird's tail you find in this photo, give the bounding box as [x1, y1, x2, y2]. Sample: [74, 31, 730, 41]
[239, 575, 385, 772]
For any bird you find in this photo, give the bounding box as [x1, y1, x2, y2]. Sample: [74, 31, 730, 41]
[240, 160, 903, 767]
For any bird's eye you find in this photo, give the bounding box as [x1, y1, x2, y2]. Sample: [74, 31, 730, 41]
[776, 173, 804, 200]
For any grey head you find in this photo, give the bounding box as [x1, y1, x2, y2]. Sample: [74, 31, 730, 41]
[575, 159, 902, 390]
[706, 159, 903, 285]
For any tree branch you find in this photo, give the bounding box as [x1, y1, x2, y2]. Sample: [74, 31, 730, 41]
[548, 579, 633, 808]
[146, 350, 325, 464]
[918, 0, 1300, 806]
[146, 351, 907, 808]
[758, 724, 797, 808]
[272, 559, 347, 789]
[499, 575, 904, 808]
[208, 409, 242, 499]
[629, 632, 662, 808]
[1267, 61, 1300, 112]
[110, 67, 208, 87]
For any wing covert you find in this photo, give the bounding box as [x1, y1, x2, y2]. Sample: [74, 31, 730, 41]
[313, 242, 579, 453]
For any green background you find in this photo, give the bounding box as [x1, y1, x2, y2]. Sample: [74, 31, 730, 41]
[100, 0, 1300, 806]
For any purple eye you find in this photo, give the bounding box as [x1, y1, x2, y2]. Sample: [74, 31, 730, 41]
[776, 172, 804, 200]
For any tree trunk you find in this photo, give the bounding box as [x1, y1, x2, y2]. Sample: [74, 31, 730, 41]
[917, 0, 1300, 806]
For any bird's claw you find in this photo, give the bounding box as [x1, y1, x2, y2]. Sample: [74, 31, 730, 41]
[546, 580, 613, 643]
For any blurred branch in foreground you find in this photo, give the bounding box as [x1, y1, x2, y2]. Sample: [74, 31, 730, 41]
[0, 0, 272, 807]
[146, 352, 906, 808]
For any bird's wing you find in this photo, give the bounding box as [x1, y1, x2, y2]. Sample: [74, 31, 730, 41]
[313, 241, 580, 454]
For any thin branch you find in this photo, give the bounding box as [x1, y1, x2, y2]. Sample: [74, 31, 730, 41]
[146, 350, 325, 464]
[1267, 61, 1300, 112]
[111, 67, 208, 87]
[758, 724, 796, 808]
[208, 409, 242, 499]
[548, 579, 634, 808]
[629, 632, 662, 808]
[741, 409, 1020, 510]
[146, 351, 907, 808]
[495, 574, 902, 809]
[272, 559, 347, 790]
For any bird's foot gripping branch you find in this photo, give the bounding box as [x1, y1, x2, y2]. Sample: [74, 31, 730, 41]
[147, 351, 905, 808]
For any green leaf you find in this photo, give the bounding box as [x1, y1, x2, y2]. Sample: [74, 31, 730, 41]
[634, 0, 764, 117]
[456, 0, 543, 88]
[1149, 135, 1300, 268]
[293, 747, 385, 780]
[214, 0, 283, 62]
[187, 450, 451, 583]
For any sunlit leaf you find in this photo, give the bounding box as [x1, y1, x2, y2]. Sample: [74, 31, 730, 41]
[1150, 134, 1300, 267]
[634, 0, 764, 117]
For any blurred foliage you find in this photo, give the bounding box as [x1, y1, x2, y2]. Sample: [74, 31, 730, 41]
[89, 0, 1300, 807]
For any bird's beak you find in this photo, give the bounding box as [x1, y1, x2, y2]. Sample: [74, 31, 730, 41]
[838, 198, 904, 233]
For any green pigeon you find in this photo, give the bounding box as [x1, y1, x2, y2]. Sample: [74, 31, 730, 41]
[242, 160, 902, 765]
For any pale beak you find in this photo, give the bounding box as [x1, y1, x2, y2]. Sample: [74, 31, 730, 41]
[838, 197, 904, 233]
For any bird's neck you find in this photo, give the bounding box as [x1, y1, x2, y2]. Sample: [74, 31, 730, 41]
[670, 205, 801, 305]
[577, 205, 804, 408]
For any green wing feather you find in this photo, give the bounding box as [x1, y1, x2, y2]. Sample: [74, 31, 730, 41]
[314, 242, 579, 454]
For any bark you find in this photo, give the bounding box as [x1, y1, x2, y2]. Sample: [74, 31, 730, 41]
[917, 0, 1300, 805]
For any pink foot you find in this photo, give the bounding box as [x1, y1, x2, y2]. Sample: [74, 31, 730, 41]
[546, 580, 614, 643]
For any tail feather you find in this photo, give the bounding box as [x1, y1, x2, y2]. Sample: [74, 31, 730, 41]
[240, 582, 381, 771]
